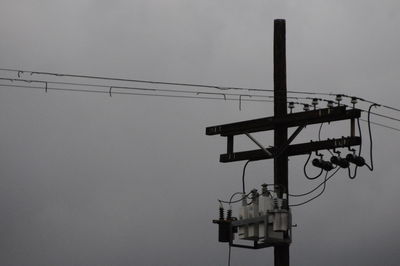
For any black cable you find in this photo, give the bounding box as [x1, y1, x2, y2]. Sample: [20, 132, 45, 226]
[228, 245, 231, 266]
[3, 67, 400, 113]
[290, 167, 341, 197]
[0, 67, 276, 92]
[2, 80, 400, 133]
[348, 118, 363, 179]
[318, 123, 335, 157]
[346, 95, 400, 113]
[318, 123, 323, 141]
[218, 191, 252, 205]
[242, 160, 252, 194]
[290, 168, 340, 207]
[0, 83, 275, 103]
[347, 166, 358, 179]
[303, 153, 323, 180]
[360, 118, 400, 133]
[0, 67, 351, 96]
[0, 77, 278, 101]
[365, 104, 378, 171]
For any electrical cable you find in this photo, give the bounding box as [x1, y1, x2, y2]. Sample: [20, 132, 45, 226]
[0, 67, 357, 96]
[2, 77, 400, 133]
[0, 77, 278, 101]
[365, 104, 378, 171]
[343, 95, 400, 113]
[303, 153, 323, 180]
[228, 245, 231, 266]
[290, 168, 340, 207]
[242, 160, 252, 194]
[0, 67, 274, 92]
[3, 67, 400, 113]
[360, 118, 400, 133]
[218, 191, 252, 205]
[318, 123, 335, 157]
[348, 118, 362, 179]
[0, 83, 275, 103]
[289, 167, 341, 197]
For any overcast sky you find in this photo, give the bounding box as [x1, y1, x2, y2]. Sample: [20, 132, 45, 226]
[1, 1, 400, 265]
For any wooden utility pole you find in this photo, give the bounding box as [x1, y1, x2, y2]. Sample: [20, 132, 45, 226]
[207, 19, 362, 266]
[273, 18, 290, 266]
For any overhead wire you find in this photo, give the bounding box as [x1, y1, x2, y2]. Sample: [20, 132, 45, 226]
[1, 70, 400, 133]
[365, 104, 378, 171]
[348, 118, 362, 179]
[2, 82, 400, 134]
[0, 67, 357, 96]
[2, 68, 400, 113]
[290, 167, 340, 207]
[0, 83, 276, 103]
[242, 160, 252, 194]
[0, 77, 276, 100]
[289, 167, 340, 197]
[303, 152, 324, 180]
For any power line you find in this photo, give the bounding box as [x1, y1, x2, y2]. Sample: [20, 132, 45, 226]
[3, 68, 400, 115]
[359, 118, 400, 132]
[2, 83, 400, 133]
[3, 76, 400, 124]
[0, 67, 275, 92]
[0, 83, 275, 103]
[0, 67, 345, 96]
[0, 77, 277, 101]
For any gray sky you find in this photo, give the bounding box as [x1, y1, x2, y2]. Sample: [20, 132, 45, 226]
[1, 1, 400, 265]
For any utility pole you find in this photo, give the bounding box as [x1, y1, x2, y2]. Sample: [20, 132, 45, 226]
[207, 19, 362, 266]
[273, 19, 290, 266]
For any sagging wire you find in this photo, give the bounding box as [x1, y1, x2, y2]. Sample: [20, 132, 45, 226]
[318, 123, 335, 157]
[242, 160, 252, 194]
[347, 118, 362, 179]
[303, 152, 323, 180]
[290, 167, 341, 198]
[218, 191, 253, 206]
[290, 167, 341, 207]
[365, 104, 379, 171]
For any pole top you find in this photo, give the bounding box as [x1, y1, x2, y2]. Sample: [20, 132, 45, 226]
[274, 19, 286, 23]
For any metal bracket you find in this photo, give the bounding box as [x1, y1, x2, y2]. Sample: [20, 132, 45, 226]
[245, 132, 273, 157]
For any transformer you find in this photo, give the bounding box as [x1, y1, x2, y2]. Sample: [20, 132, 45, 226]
[213, 185, 292, 249]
